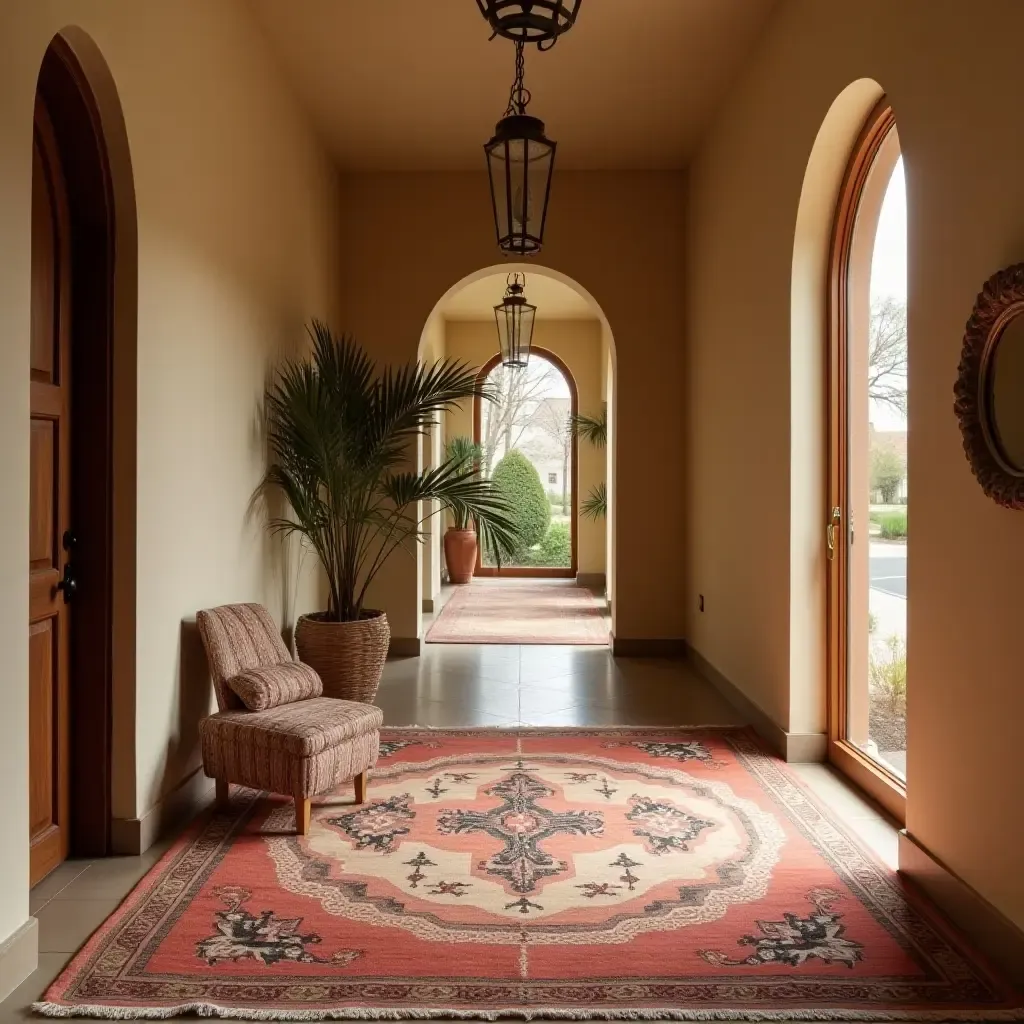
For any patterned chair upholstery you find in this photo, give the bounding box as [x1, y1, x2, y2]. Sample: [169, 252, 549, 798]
[196, 603, 382, 835]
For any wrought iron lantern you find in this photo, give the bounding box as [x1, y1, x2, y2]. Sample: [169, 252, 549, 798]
[494, 273, 536, 369]
[475, 0, 583, 50]
[484, 42, 556, 256]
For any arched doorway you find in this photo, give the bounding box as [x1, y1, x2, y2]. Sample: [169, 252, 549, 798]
[417, 265, 615, 646]
[29, 34, 135, 882]
[473, 347, 578, 578]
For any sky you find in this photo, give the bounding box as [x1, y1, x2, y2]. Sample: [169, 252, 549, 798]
[868, 156, 907, 432]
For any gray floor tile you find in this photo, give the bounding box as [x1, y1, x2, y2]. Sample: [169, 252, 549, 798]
[34, 898, 123, 954]
[27, 862, 90, 914]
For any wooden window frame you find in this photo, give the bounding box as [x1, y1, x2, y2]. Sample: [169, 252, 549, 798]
[472, 346, 579, 578]
[826, 99, 907, 824]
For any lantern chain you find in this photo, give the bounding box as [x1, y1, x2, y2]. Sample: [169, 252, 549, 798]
[504, 41, 531, 117]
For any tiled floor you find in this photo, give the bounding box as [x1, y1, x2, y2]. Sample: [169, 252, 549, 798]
[2, 642, 900, 1020]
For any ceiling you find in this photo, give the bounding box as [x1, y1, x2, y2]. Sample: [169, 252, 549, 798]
[249, 0, 776, 171]
[441, 272, 595, 320]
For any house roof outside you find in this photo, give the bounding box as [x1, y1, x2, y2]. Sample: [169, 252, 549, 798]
[871, 426, 908, 460]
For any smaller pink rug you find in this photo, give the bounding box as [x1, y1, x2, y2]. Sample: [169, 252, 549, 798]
[426, 582, 610, 645]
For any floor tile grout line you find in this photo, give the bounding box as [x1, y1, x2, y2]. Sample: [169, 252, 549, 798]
[31, 862, 93, 917]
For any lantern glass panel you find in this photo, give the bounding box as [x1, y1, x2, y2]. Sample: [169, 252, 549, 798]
[485, 122, 555, 255]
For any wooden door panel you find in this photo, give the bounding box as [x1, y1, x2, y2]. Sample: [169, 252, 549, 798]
[28, 621, 55, 839]
[30, 419, 55, 569]
[29, 100, 72, 887]
[30, 142, 57, 384]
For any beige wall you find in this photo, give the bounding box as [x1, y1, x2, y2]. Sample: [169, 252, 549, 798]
[0, 0, 338, 947]
[685, 0, 1024, 928]
[338, 170, 686, 644]
[442, 318, 606, 577]
[418, 312, 446, 605]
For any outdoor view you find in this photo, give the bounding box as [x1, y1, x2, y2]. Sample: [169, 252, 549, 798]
[478, 354, 573, 569]
[855, 155, 908, 779]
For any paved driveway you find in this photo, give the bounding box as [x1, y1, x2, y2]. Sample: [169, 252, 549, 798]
[870, 546, 906, 599]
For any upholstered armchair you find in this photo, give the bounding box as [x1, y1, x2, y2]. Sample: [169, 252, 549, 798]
[196, 603, 382, 834]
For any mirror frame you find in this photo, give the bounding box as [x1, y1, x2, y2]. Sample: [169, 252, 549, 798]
[954, 262, 1024, 509]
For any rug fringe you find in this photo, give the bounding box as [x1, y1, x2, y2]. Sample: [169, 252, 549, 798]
[30, 1003, 1024, 1022]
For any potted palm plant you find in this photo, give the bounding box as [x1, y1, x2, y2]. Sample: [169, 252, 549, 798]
[261, 322, 519, 701]
[443, 436, 484, 584]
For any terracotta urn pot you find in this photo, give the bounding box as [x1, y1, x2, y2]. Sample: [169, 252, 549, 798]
[294, 610, 390, 702]
[444, 527, 478, 585]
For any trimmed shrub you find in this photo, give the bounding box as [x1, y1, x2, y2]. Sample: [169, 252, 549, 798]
[491, 450, 550, 556]
[525, 522, 572, 567]
[877, 511, 907, 539]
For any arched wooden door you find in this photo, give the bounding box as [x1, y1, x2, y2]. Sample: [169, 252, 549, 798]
[29, 39, 119, 884]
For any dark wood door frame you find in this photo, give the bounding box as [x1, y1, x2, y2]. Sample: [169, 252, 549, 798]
[473, 346, 579, 578]
[35, 39, 116, 861]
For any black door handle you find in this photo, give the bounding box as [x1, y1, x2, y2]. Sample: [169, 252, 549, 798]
[56, 563, 77, 602]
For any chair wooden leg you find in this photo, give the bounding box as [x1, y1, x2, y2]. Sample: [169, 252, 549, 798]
[215, 778, 229, 809]
[295, 795, 311, 836]
[354, 770, 368, 804]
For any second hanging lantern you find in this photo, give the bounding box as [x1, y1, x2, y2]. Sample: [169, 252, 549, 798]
[494, 273, 536, 368]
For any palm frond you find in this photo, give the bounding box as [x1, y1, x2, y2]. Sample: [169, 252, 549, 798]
[572, 408, 607, 448]
[444, 435, 483, 472]
[581, 482, 608, 520]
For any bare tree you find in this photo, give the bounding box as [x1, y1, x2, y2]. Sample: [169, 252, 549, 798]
[480, 362, 557, 475]
[532, 400, 572, 515]
[868, 296, 908, 415]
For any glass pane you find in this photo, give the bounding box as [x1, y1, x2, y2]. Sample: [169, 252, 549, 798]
[479, 354, 572, 569]
[846, 153, 907, 780]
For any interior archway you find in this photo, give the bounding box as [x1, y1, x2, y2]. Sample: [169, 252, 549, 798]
[788, 77, 885, 758]
[416, 264, 616, 646]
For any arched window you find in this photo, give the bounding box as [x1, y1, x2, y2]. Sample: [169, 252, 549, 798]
[827, 101, 908, 810]
[474, 349, 578, 577]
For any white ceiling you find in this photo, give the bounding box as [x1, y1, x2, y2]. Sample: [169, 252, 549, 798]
[441, 272, 595, 320]
[249, 0, 776, 170]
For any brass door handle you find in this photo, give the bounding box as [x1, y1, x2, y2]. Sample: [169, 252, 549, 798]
[826, 506, 842, 560]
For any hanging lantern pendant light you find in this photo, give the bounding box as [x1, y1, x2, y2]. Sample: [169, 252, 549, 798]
[475, 0, 583, 50]
[494, 273, 537, 368]
[484, 41, 556, 256]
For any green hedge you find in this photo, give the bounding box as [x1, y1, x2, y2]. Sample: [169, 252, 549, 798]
[491, 450, 550, 557]
[523, 522, 572, 567]
[876, 510, 907, 539]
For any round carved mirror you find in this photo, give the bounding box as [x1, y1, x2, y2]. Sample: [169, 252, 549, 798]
[955, 263, 1024, 508]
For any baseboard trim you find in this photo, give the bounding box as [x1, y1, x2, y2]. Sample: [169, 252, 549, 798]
[683, 642, 826, 762]
[576, 572, 606, 592]
[388, 636, 422, 658]
[111, 765, 213, 855]
[0, 917, 38, 1002]
[898, 831, 1024, 985]
[421, 598, 434, 614]
[612, 637, 688, 657]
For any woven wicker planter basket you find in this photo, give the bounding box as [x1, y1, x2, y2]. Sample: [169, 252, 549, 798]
[294, 610, 389, 703]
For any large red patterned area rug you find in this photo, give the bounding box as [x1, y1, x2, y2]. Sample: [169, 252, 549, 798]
[38, 728, 1023, 1020]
